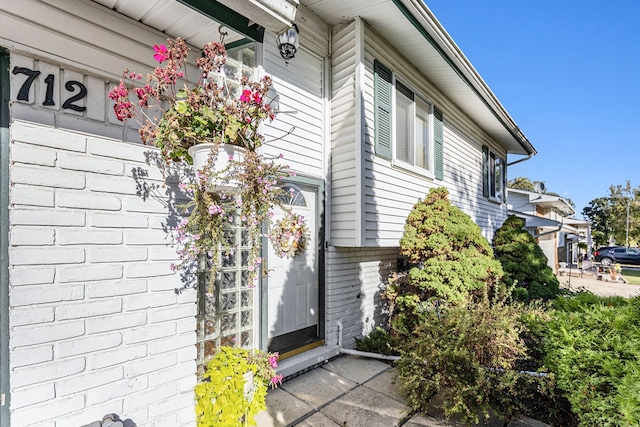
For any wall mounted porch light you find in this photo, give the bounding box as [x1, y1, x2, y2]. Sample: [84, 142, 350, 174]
[276, 24, 299, 65]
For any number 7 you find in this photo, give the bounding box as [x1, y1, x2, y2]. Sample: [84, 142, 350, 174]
[12, 67, 41, 102]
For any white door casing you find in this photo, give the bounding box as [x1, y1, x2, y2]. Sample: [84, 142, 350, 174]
[266, 183, 319, 342]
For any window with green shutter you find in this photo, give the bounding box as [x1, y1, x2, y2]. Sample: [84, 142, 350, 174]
[482, 145, 505, 202]
[374, 59, 444, 180]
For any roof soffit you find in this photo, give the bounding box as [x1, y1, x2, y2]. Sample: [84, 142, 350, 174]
[90, 0, 535, 155]
[302, 0, 535, 156]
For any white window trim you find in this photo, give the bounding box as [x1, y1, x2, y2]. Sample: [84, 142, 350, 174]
[485, 147, 505, 204]
[391, 75, 435, 179]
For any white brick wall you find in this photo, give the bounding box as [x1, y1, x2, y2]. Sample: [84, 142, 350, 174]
[325, 246, 398, 349]
[8, 120, 196, 427]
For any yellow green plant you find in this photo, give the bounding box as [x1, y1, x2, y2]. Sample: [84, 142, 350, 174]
[195, 347, 282, 427]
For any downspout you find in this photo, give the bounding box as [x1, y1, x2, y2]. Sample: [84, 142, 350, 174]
[336, 320, 400, 362]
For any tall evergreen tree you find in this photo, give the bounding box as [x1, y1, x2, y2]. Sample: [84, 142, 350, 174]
[492, 215, 559, 301]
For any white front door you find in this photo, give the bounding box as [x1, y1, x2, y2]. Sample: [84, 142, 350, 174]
[264, 181, 321, 355]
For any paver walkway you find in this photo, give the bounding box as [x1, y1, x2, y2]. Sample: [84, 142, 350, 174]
[255, 355, 550, 427]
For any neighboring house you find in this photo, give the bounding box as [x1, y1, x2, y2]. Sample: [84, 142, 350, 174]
[564, 217, 591, 260]
[508, 188, 579, 270]
[0, 1, 536, 425]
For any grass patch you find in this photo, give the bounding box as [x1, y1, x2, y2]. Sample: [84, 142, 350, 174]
[622, 269, 640, 285]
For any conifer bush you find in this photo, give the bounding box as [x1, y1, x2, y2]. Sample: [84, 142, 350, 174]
[492, 215, 559, 301]
[385, 188, 555, 425]
[540, 293, 640, 426]
[384, 187, 504, 333]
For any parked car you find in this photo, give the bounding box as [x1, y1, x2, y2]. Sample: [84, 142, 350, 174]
[593, 246, 640, 265]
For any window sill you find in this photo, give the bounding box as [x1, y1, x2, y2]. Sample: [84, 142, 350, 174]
[391, 159, 435, 180]
[487, 196, 503, 205]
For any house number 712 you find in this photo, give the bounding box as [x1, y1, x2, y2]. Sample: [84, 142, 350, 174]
[12, 66, 87, 112]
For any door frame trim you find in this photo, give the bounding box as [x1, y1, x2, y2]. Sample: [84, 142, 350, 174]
[1, 46, 11, 427]
[260, 175, 325, 352]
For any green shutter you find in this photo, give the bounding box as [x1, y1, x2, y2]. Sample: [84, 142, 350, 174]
[482, 145, 489, 197]
[374, 60, 392, 159]
[434, 108, 444, 180]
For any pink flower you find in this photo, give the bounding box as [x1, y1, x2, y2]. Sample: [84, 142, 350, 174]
[153, 44, 169, 63]
[208, 203, 223, 215]
[240, 89, 251, 103]
[270, 374, 283, 387]
[268, 354, 278, 368]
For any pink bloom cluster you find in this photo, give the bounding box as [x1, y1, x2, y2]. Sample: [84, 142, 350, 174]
[108, 81, 134, 121]
[268, 354, 279, 368]
[240, 89, 262, 105]
[109, 37, 276, 159]
[270, 374, 284, 387]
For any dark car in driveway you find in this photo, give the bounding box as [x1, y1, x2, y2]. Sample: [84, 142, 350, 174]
[594, 246, 640, 265]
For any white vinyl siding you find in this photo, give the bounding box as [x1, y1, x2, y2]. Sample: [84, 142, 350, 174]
[360, 22, 508, 246]
[262, 31, 326, 178]
[330, 21, 359, 246]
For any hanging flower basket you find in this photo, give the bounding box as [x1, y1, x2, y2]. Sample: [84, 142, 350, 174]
[188, 143, 246, 193]
[110, 37, 308, 290]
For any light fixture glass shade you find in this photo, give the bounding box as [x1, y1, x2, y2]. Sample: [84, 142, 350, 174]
[277, 24, 300, 64]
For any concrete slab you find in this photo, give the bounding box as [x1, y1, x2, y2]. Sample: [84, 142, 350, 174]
[321, 356, 391, 384]
[254, 388, 314, 427]
[363, 368, 405, 403]
[281, 366, 357, 409]
[293, 412, 341, 427]
[320, 385, 411, 427]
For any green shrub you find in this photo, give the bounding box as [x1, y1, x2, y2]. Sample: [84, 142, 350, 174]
[395, 292, 553, 425]
[355, 327, 400, 356]
[541, 293, 640, 426]
[384, 187, 504, 333]
[492, 215, 559, 301]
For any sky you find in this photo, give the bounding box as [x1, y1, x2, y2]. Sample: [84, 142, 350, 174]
[425, 1, 640, 217]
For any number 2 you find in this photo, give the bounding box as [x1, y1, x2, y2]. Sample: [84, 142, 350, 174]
[62, 81, 87, 112]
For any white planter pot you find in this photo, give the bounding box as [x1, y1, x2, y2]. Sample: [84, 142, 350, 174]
[243, 370, 255, 401]
[188, 143, 245, 193]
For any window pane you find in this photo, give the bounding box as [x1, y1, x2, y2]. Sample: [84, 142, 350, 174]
[495, 157, 502, 201]
[415, 98, 430, 169]
[489, 153, 496, 197]
[395, 83, 413, 163]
